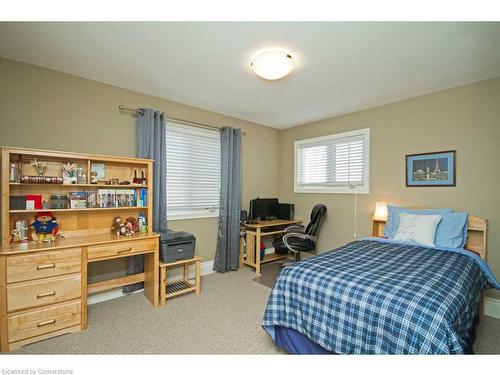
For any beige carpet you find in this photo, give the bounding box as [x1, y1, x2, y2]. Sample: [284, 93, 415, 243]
[15, 268, 283, 354]
[13, 267, 500, 354]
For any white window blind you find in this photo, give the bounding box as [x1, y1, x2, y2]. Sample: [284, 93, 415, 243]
[166, 121, 221, 219]
[294, 128, 369, 194]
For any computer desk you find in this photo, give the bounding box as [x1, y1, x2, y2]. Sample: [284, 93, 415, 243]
[240, 219, 302, 276]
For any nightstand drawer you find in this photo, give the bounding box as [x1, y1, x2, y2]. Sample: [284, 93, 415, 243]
[6, 248, 81, 284]
[8, 300, 81, 343]
[87, 239, 157, 261]
[7, 274, 82, 312]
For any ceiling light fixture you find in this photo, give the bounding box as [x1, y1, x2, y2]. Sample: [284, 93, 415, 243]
[250, 49, 294, 80]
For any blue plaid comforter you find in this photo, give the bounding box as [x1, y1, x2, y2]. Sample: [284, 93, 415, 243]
[262, 239, 492, 354]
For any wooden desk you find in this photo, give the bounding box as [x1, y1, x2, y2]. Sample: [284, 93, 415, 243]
[0, 146, 158, 352]
[0, 232, 159, 352]
[240, 219, 302, 276]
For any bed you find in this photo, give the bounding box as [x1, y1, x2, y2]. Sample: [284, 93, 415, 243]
[262, 213, 499, 354]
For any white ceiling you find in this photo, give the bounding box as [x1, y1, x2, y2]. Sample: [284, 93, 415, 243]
[1, 22, 500, 129]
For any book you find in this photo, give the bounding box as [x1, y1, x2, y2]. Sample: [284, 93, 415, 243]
[96, 188, 136, 208]
[69, 192, 87, 209]
[86, 191, 98, 208]
[138, 188, 147, 207]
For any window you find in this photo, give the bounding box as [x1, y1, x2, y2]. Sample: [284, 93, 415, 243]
[166, 121, 221, 220]
[294, 128, 369, 194]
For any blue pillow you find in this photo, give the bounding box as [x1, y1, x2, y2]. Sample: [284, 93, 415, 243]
[435, 212, 468, 249]
[384, 205, 454, 239]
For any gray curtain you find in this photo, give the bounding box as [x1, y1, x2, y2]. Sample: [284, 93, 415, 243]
[124, 108, 167, 292]
[213, 127, 242, 272]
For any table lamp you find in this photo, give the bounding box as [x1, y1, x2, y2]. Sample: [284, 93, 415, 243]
[374, 202, 388, 221]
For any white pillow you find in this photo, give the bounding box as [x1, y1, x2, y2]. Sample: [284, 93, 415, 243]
[393, 213, 442, 247]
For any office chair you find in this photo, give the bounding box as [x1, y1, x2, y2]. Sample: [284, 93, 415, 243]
[273, 204, 327, 262]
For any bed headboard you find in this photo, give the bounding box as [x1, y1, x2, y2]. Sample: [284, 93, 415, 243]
[372, 214, 488, 260]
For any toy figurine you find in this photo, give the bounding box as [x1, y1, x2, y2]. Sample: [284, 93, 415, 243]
[111, 216, 123, 236]
[11, 229, 21, 242]
[31, 211, 58, 243]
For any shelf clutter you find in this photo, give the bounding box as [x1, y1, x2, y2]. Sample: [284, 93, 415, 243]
[9, 189, 148, 212]
[2, 146, 153, 247]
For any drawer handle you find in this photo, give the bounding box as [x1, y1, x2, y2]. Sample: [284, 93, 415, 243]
[36, 291, 56, 298]
[117, 247, 132, 254]
[37, 319, 56, 327]
[36, 264, 56, 270]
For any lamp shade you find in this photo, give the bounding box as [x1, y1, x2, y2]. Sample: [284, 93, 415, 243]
[374, 202, 388, 220]
[251, 50, 294, 80]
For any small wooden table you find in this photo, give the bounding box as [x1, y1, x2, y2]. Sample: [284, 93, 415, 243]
[159, 256, 201, 306]
[240, 219, 302, 276]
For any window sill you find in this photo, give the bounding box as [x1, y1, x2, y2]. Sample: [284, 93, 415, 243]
[167, 211, 219, 221]
[294, 187, 369, 194]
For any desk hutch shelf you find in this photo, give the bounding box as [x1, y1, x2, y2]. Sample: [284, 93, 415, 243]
[2, 147, 153, 247]
[0, 147, 159, 352]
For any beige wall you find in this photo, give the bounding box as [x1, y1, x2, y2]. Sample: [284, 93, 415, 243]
[278, 77, 500, 299]
[2, 58, 499, 299]
[0, 58, 280, 281]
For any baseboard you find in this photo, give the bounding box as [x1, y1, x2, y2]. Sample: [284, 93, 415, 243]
[88, 259, 215, 305]
[200, 259, 215, 276]
[485, 297, 500, 319]
[87, 288, 143, 305]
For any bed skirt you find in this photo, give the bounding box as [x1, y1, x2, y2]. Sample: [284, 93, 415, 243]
[275, 326, 332, 354]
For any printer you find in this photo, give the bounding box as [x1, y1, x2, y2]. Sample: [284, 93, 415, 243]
[159, 229, 196, 263]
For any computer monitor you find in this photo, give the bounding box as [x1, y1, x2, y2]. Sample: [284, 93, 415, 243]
[249, 198, 279, 220]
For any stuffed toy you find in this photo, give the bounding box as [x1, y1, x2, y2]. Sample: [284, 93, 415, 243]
[31, 211, 58, 242]
[111, 217, 123, 236]
[120, 223, 133, 236]
[121, 217, 137, 236]
[125, 217, 139, 233]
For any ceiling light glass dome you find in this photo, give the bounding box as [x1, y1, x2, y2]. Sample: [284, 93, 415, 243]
[251, 50, 294, 80]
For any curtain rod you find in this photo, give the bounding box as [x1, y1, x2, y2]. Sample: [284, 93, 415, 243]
[118, 105, 246, 135]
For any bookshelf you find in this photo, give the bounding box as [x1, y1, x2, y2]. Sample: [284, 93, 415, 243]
[9, 207, 145, 213]
[1, 146, 154, 248]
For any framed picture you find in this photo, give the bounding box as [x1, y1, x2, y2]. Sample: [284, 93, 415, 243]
[406, 150, 456, 187]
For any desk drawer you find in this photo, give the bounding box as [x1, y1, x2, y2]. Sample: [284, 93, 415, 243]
[8, 300, 81, 343]
[7, 274, 82, 312]
[6, 248, 81, 284]
[87, 239, 157, 261]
